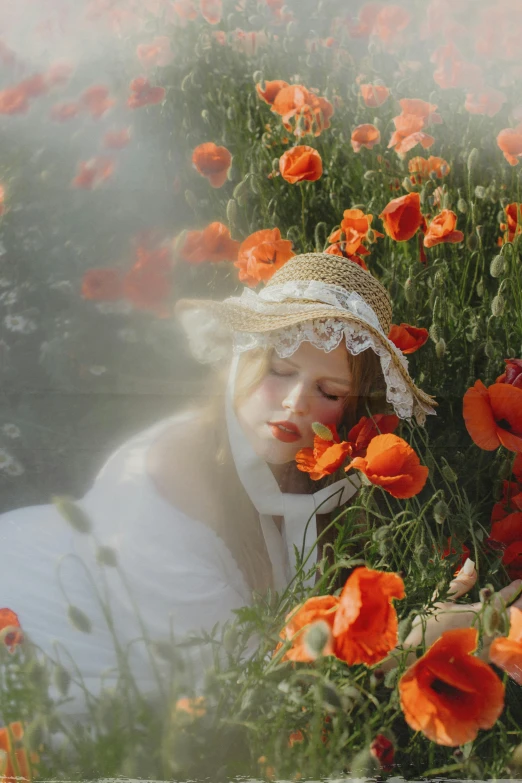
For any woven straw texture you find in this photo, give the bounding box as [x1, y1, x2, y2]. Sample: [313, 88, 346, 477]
[176, 254, 436, 410]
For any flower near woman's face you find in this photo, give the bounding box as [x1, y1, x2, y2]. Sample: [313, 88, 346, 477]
[279, 146, 322, 183]
[463, 380, 522, 453]
[0, 608, 23, 652]
[192, 142, 232, 188]
[346, 414, 400, 458]
[489, 607, 522, 685]
[345, 433, 429, 498]
[388, 323, 429, 354]
[379, 193, 423, 241]
[351, 123, 380, 152]
[399, 628, 505, 746]
[333, 567, 405, 665]
[423, 210, 464, 248]
[234, 228, 294, 286]
[177, 222, 240, 264]
[295, 423, 352, 480]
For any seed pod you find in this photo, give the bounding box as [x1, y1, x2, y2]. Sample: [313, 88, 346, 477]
[491, 293, 505, 317]
[402, 177, 414, 192]
[96, 545, 118, 567]
[373, 524, 392, 542]
[476, 279, 484, 297]
[52, 496, 92, 534]
[467, 233, 479, 251]
[457, 198, 468, 213]
[474, 185, 486, 199]
[498, 457, 513, 480]
[485, 339, 496, 359]
[384, 666, 399, 689]
[304, 620, 331, 658]
[53, 664, 71, 697]
[67, 606, 92, 634]
[312, 422, 334, 440]
[467, 148, 479, 171]
[223, 625, 239, 655]
[233, 174, 251, 201]
[404, 277, 416, 303]
[435, 338, 446, 359]
[433, 499, 449, 525]
[442, 463, 457, 482]
[200, 109, 210, 123]
[490, 254, 506, 277]
[398, 615, 414, 644]
[226, 199, 238, 227]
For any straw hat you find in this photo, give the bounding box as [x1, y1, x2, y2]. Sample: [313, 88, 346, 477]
[176, 253, 436, 424]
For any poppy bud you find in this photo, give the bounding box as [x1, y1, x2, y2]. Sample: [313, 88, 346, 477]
[467, 233, 479, 251]
[252, 70, 263, 83]
[367, 228, 375, 242]
[398, 615, 413, 644]
[435, 338, 446, 359]
[457, 198, 468, 213]
[479, 585, 494, 603]
[53, 663, 71, 696]
[233, 174, 251, 200]
[96, 545, 118, 567]
[476, 279, 484, 297]
[67, 605, 92, 634]
[467, 148, 479, 172]
[311, 422, 334, 440]
[226, 199, 238, 227]
[303, 620, 331, 659]
[485, 339, 496, 359]
[498, 457, 513, 480]
[415, 543, 430, 567]
[226, 106, 234, 120]
[490, 254, 506, 278]
[491, 294, 505, 317]
[474, 185, 486, 199]
[52, 495, 92, 534]
[433, 499, 448, 525]
[441, 463, 457, 482]
[404, 277, 416, 303]
[201, 109, 210, 123]
[402, 177, 414, 192]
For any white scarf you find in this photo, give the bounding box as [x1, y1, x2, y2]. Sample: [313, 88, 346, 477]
[225, 355, 360, 590]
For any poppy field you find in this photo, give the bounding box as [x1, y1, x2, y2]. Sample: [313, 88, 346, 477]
[2, 0, 522, 780]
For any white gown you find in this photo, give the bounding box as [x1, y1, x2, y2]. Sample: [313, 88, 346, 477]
[0, 411, 253, 717]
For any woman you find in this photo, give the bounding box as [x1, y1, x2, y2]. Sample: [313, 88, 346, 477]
[0, 252, 520, 719]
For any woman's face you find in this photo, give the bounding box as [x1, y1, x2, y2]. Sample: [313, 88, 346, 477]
[235, 341, 354, 465]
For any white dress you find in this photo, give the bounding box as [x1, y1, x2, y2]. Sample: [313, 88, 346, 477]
[0, 410, 253, 717]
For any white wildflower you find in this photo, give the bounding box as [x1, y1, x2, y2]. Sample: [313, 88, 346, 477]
[2, 423, 20, 439]
[4, 315, 37, 333]
[5, 459, 25, 476]
[89, 365, 107, 376]
[0, 448, 14, 469]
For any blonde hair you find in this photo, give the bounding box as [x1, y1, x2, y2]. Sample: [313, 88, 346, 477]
[194, 344, 387, 595]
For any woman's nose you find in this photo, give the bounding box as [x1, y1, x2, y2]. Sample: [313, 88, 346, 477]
[282, 381, 310, 415]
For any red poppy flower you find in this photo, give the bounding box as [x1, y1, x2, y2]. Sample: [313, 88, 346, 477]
[465, 88, 506, 118]
[279, 145, 322, 183]
[0, 608, 23, 652]
[234, 228, 294, 286]
[497, 127, 522, 167]
[499, 202, 522, 243]
[388, 323, 429, 354]
[424, 210, 464, 248]
[200, 0, 222, 24]
[360, 83, 389, 108]
[408, 156, 450, 183]
[399, 628, 505, 746]
[271, 85, 334, 138]
[136, 36, 173, 68]
[345, 433, 429, 499]
[103, 128, 131, 149]
[370, 734, 394, 772]
[324, 244, 369, 270]
[463, 380, 522, 453]
[128, 76, 166, 108]
[0, 86, 30, 114]
[346, 414, 400, 458]
[123, 263, 172, 316]
[431, 41, 484, 91]
[489, 607, 522, 685]
[333, 566, 405, 665]
[81, 85, 115, 119]
[438, 536, 471, 576]
[256, 79, 289, 105]
[328, 208, 383, 255]
[72, 157, 115, 189]
[351, 123, 380, 152]
[177, 222, 240, 264]
[192, 142, 232, 188]
[81, 268, 125, 301]
[295, 423, 352, 480]
[379, 192, 423, 242]
[497, 359, 522, 389]
[502, 541, 522, 580]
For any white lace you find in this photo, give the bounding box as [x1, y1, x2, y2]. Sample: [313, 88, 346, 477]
[177, 282, 436, 425]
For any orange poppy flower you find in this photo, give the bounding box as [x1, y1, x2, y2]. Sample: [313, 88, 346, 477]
[489, 607, 522, 685]
[103, 128, 131, 149]
[0, 183, 5, 217]
[465, 88, 506, 118]
[234, 228, 294, 286]
[276, 595, 339, 662]
[398, 99, 442, 124]
[127, 76, 166, 109]
[192, 142, 232, 188]
[328, 208, 383, 254]
[438, 536, 471, 576]
[279, 145, 322, 183]
[463, 380, 522, 453]
[500, 202, 522, 243]
[333, 566, 405, 666]
[374, 4, 411, 46]
[324, 244, 369, 269]
[136, 35, 173, 68]
[408, 156, 450, 183]
[0, 608, 23, 652]
[72, 157, 115, 189]
[431, 41, 484, 92]
[256, 79, 289, 105]
[379, 192, 423, 242]
[351, 123, 380, 152]
[0, 85, 30, 114]
[81, 84, 115, 119]
[200, 0, 222, 24]
[81, 268, 124, 301]
[172, 0, 198, 21]
[360, 83, 389, 108]
[123, 263, 172, 316]
[346, 414, 399, 458]
[399, 628, 505, 746]
[423, 210, 464, 248]
[497, 127, 522, 167]
[497, 359, 522, 389]
[50, 102, 80, 122]
[174, 696, 207, 717]
[0, 721, 38, 782]
[288, 730, 304, 747]
[271, 85, 334, 138]
[295, 423, 352, 480]
[177, 222, 240, 264]
[344, 433, 429, 499]
[388, 323, 429, 354]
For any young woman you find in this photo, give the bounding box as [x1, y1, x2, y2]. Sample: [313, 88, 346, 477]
[0, 252, 520, 718]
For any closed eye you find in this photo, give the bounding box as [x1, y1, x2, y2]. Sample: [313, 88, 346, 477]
[270, 368, 341, 402]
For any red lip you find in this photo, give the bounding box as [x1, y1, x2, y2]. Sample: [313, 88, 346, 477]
[268, 421, 302, 443]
